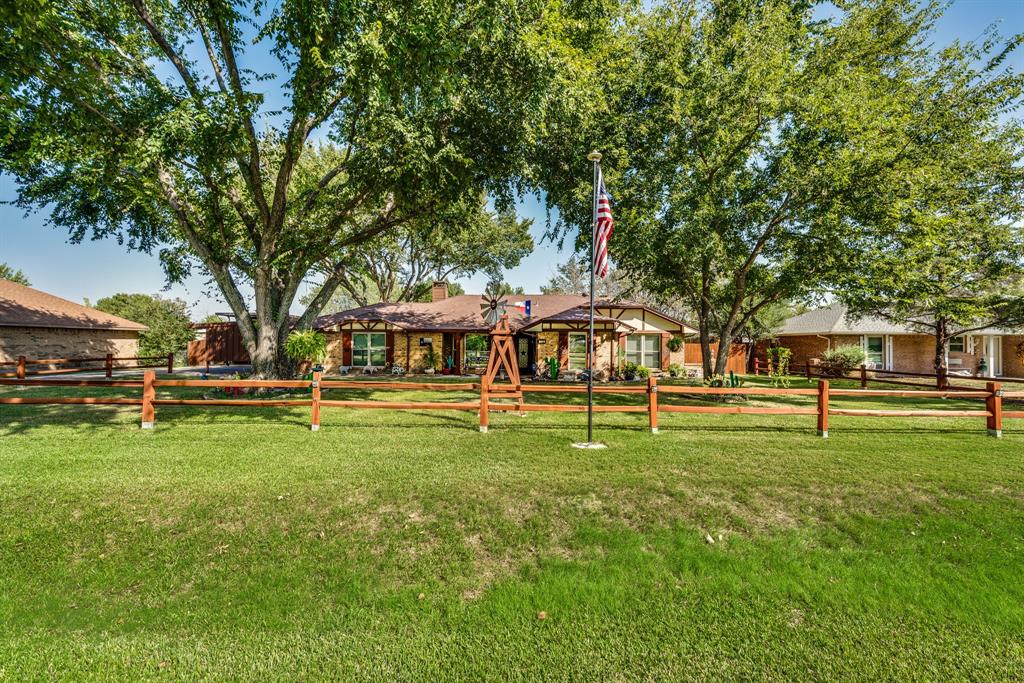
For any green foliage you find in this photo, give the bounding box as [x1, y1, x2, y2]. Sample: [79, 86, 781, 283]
[666, 336, 683, 352]
[621, 361, 639, 380]
[537, 0, 1024, 380]
[0, 0, 600, 376]
[765, 347, 792, 388]
[635, 365, 650, 379]
[667, 363, 684, 378]
[0, 263, 30, 286]
[284, 330, 327, 364]
[422, 346, 438, 372]
[94, 293, 193, 357]
[821, 345, 867, 377]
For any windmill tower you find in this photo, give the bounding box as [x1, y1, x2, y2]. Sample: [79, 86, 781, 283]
[478, 285, 523, 417]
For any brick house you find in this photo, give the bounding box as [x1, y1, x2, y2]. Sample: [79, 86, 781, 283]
[765, 303, 1024, 378]
[312, 282, 695, 378]
[0, 279, 147, 362]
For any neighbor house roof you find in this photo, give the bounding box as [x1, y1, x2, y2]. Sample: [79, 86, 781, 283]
[777, 302, 1020, 336]
[313, 294, 695, 334]
[0, 279, 148, 331]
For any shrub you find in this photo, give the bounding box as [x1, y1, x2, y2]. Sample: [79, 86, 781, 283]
[764, 346, 792, 388]
[622, 361, 639, 380]
[667, 363, 684, 378]
[820, 344, 866, 376]
[635, 365, 651, 379]
[284, 330, 327, 365]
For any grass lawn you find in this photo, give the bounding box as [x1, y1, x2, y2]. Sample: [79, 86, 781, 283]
[1, 376, 1023, 680]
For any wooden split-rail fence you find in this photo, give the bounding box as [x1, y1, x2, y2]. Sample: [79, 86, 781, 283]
[0, 353, 174, 379]
[1, 372, 1021, 437]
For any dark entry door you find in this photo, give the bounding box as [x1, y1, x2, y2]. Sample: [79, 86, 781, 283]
[516, 336, 533, 373]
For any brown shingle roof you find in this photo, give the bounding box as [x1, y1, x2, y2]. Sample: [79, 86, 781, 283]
[0, 280, 148, 331]
[314, 294, 693, 334]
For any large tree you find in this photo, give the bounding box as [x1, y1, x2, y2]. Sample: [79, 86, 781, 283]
[95, 292, 196, 357]
[330, 201, 532, 307]
[836, 118, 1024, 377]
[536, 0, 1024, 377]
[0, 0, 604, 376]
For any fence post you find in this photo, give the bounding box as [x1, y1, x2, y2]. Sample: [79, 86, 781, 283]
[859, 364, 867, 389]
[141, 370, 156, 429]
[105, 352, 113, 378]
[986, 381, 1002, 438]
[311, 370, 321, 432]
[16, 355, 26, 380]
[167, 352, 174, 374]
[648, 375, 659, 434]
[805, 363, 812, 382]
[817, 379, 829, 438]
[754, 358, 760, 376]
[205, 360, 211, 376]
[479, 375, 489, 433]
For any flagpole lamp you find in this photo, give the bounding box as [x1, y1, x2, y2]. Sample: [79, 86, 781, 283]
[573, 151, 607, 450]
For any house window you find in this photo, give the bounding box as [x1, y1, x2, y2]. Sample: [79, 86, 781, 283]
[568, 333, 588, 371]
[863, 335, 884, 367]
[949, 336, 965, 353]
[352, 332, 387, 367]
[626, 334, 661, 369]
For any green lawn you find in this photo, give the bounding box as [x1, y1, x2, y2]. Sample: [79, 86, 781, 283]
[1, 377, 1022, 680]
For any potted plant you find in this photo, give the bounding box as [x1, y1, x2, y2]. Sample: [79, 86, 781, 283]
[622, 361, 639, 381]
[442, 355, 455, 375]
[666, 335, 683, 353]
[284, 330, 328, 376]
[422, 346, 437, 374]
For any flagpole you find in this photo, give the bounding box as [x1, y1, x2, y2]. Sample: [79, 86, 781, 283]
[586, 151, 601, 445]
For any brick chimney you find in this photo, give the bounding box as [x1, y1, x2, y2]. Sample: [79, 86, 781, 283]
[431, 280, 448, 302]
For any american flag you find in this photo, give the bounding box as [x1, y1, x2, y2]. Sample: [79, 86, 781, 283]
[594, 169, 614, 278]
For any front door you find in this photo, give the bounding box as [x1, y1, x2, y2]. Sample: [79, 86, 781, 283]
[516, 336, 533, 373]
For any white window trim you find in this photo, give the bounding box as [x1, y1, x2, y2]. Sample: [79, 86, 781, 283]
[625, 334, 661, 369]
[860, 334, 888, 370]
[352, 331, 388, 367]
[567, 332, 588, 371]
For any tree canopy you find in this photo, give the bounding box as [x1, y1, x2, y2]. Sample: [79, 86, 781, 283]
[0, 0, 609, 376]
[536, 0, 1024, 376]
[0, 263, 31, 286]
[95, 292, 195, 357]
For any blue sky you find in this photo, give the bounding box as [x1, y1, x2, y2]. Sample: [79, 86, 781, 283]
[2, 0, 1022, 320]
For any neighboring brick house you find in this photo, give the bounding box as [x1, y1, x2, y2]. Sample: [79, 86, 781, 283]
[763, 303, 1024, 378]
[0, 279, 147, 362]
[312, 282, 695, 378]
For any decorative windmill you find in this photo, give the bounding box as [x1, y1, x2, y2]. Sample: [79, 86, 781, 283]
[479, 283, 509, 327]
[479, 284, 522, 403]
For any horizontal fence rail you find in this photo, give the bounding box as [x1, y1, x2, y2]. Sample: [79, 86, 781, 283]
[755, 358, 1024, 391]
[0, 373, 1020, 437]
[0, 353, 174, 378]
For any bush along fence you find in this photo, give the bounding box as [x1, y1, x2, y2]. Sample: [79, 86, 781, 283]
[0, 353, 175, 379]
[1, 372, 1022, 438]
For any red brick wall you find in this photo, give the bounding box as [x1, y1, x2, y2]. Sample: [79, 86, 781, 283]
[1003, 336, 1024, 377]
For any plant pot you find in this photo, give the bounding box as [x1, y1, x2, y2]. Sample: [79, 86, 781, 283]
[424, 368, 435, 375]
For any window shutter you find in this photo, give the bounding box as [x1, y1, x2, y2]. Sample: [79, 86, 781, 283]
[558, 331, 569, 369]
[385, 331, 395, 366]
[342, 331, 352, 366]
[661, 334, 671, 370]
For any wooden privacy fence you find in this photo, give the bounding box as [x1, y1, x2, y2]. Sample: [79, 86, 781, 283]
[0, 353, 174, 379]
[2, 373, 1021, 438]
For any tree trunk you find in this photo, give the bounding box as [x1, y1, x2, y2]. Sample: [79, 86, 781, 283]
[714, 338, 732, 378]
[933, 317, 948, 389]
